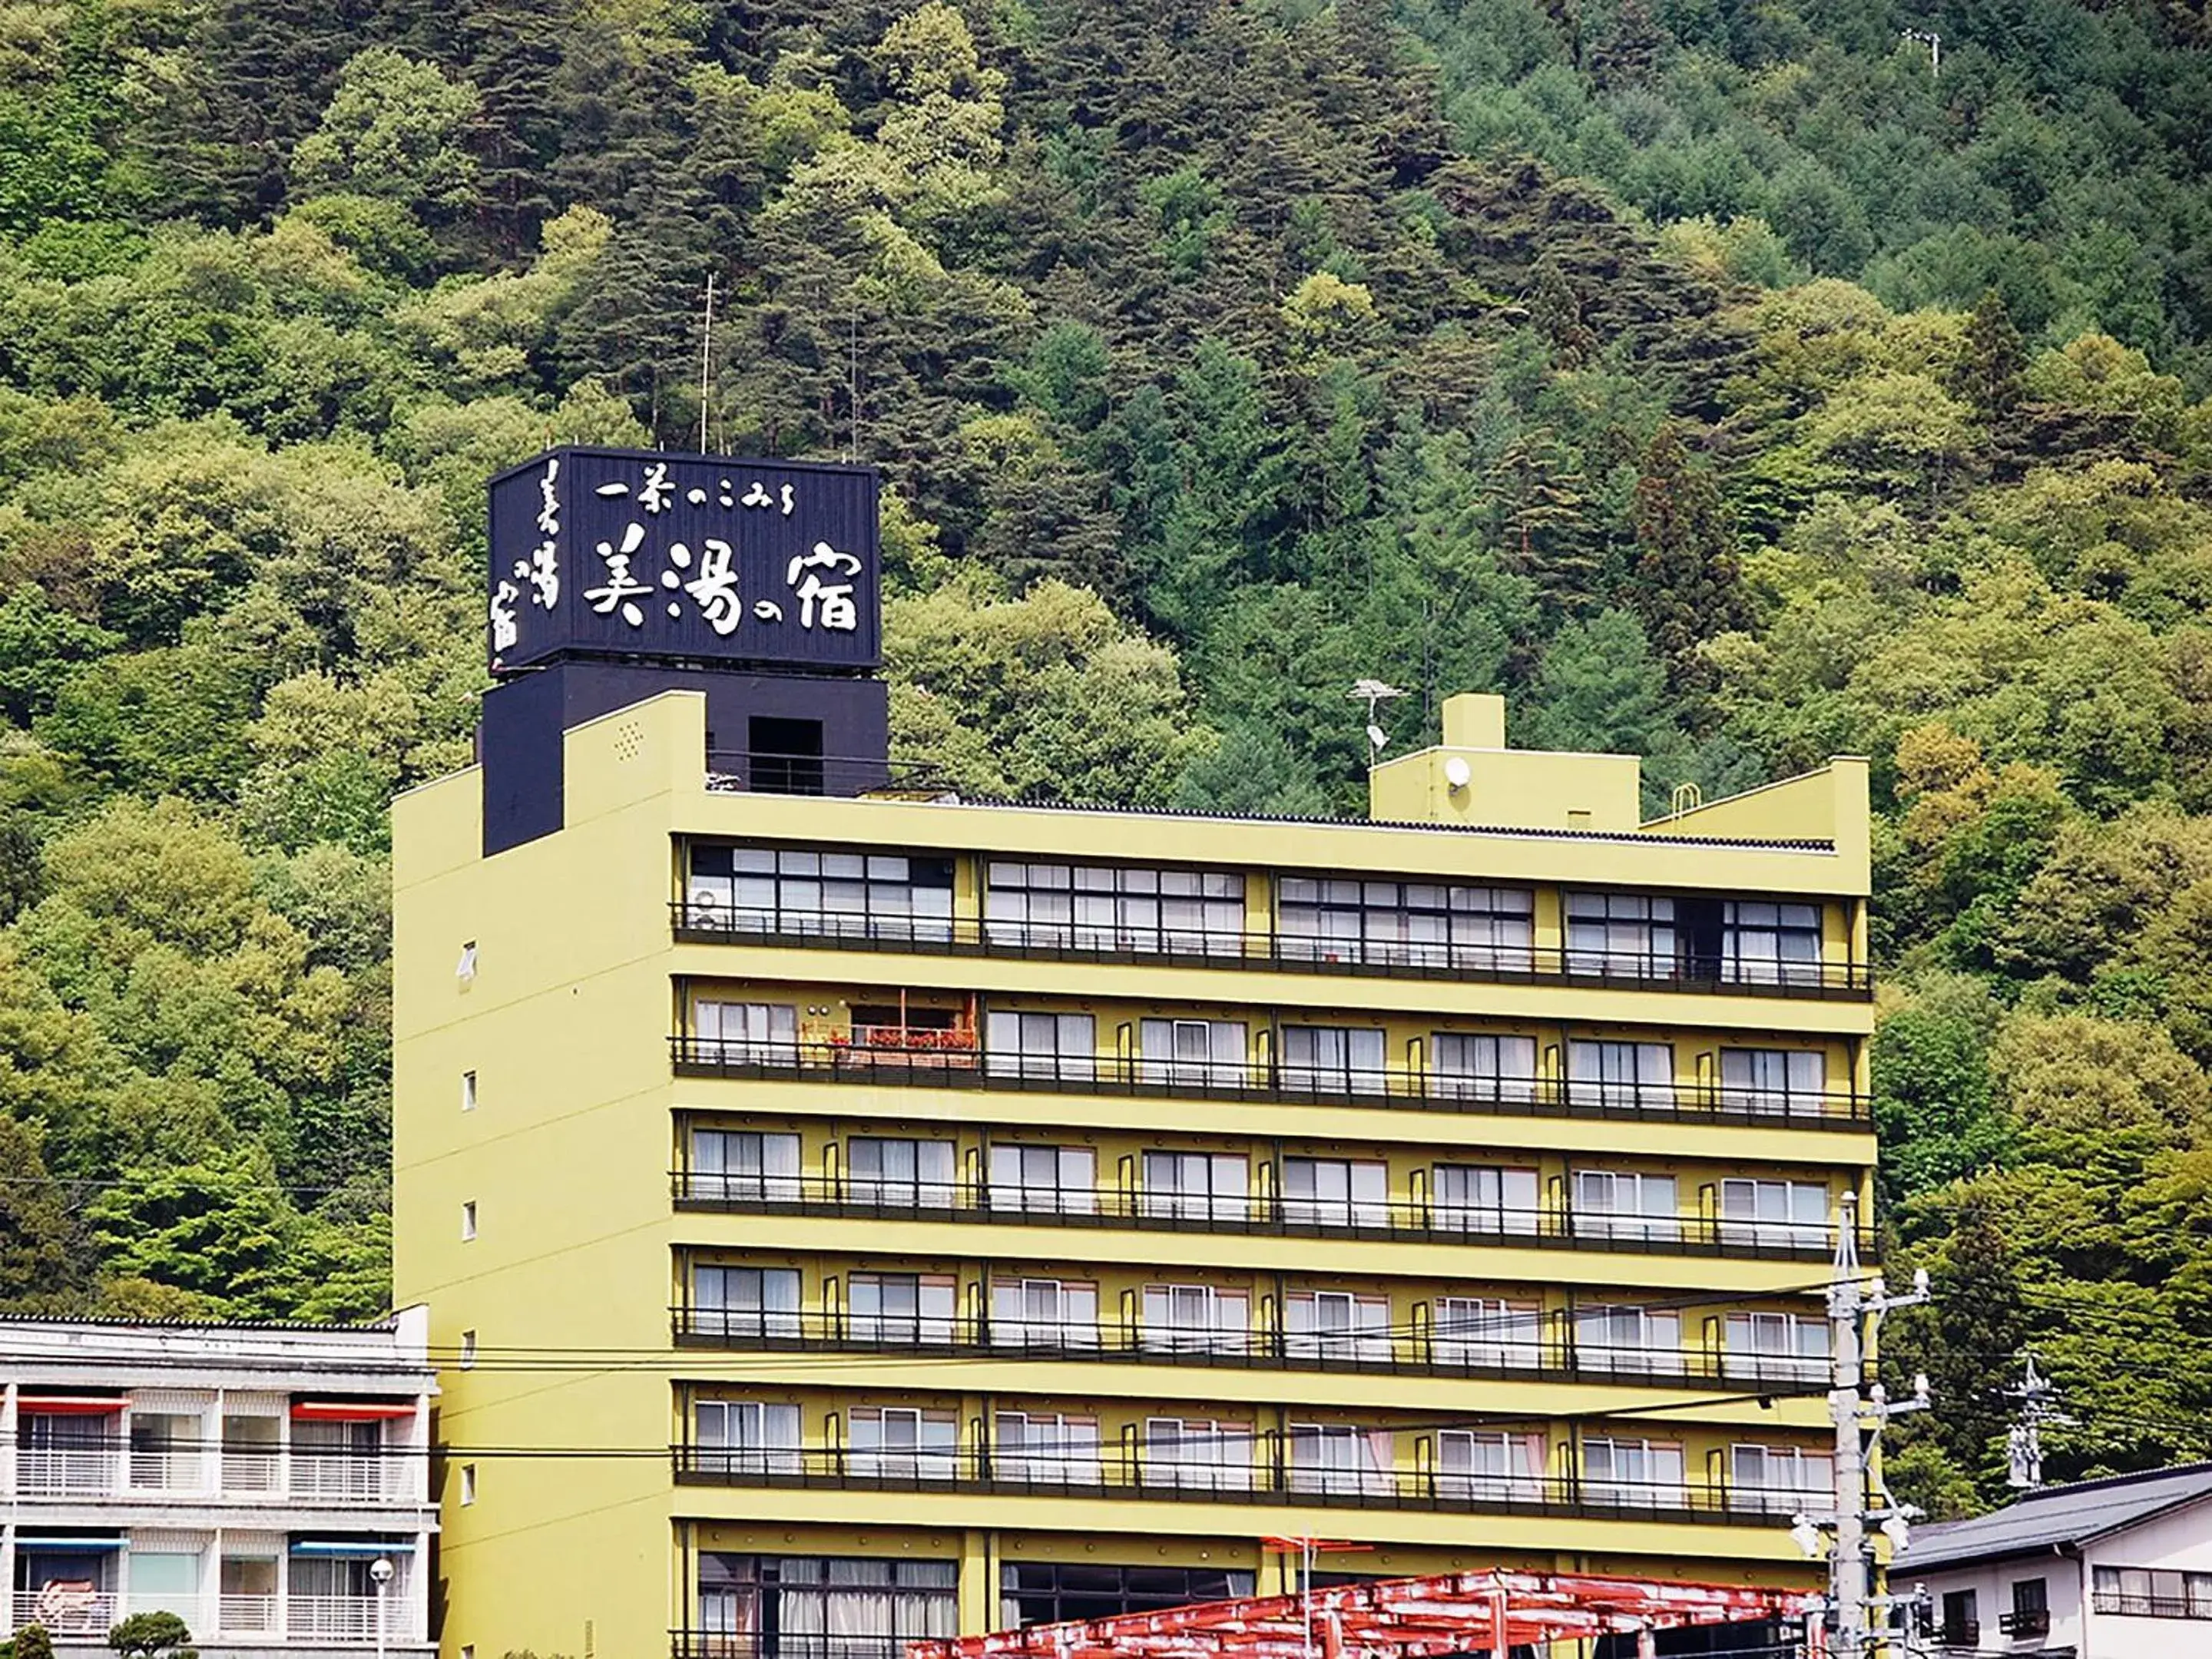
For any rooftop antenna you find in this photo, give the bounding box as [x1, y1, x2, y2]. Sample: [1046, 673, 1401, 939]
[2005, 1351, 2072, 1490]
[1349, 679, 1407, 769]
[698, 273, 716, 454]
[1901, 25, 1941, 76]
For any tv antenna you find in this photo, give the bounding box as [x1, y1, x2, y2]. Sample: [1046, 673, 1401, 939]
[698, 273, 716, 453]
[1901, 25, 1940, 76]
[1349, 679, 1407, 766]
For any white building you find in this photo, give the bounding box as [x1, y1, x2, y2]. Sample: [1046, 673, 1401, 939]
[2, 1308, 438, 1659]
[1896, 1462, 2212, 1657]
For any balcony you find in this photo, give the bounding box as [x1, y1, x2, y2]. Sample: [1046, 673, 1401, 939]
[668, 1307, 1828, 1395]
[2091, 1591, 2207, 1618]
[1999, 1609, 2051, 1637]
[16, 1447, 123, 1496]
[669, 1442, 1796, 1528]
[13, 1446, 397, 1502]
[289, 1456, 401, 1502]
[669, 1038, 1871, 1131]
[668, 1170, 1859, 1264]
[3, 1593, 412, 1647]
[669, 906, 1874, 1002]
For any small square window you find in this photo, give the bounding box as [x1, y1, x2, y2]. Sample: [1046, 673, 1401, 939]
[460, 1330, 478, 1369]
[461, 1200, 478, 1241]
[460, 1464, 477, 1505]
[462, 1646, 475, 1659]
[461, 1071, 478, 1113]
[456, 942, 478, 983]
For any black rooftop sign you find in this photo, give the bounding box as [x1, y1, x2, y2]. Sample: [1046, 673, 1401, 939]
[487, 446, 881, 674]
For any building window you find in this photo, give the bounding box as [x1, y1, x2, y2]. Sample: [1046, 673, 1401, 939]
[1277, 879, 1534, 971]
[459, 1330, 477, 1370]
[1141, 1416, 1251, 1491]
[846, 1137, 955, 1207]
[1287, 1422, 1394, 1496]
[1940, 1588, 1979, 1646]
[2003, 1575, 2050, 1637]
[848, 1406, 959, 1481]
[686, 845, 955, 942]
[695, 1400, 801, 1475]
[985, 862, 1244, 956]
[1436, 1429, 1545, 1502]
[984, 1010, 1098, 1081]
[1575, 1304, 1681, 1377]
[1139, 1150, 1249, 1222]
[1563, 892, 1676, 977]
[1429, 1034, 1537, 1104]
[1001, 1565, 1256, 1631]
[988, 1144, 1094, 1215]
[1565, 1040, 1676, 1111]
[693, 1265, 802, 1340]
[292, 1418, 385, 1500]
[1278, 1025, 1387, 1094]
[1432, 1296, 1541, 1369]
[460, 1070, 477, 1112]
[1722, 900, 1823, 985]
[1281, 1157, 1390, 1229]
[1430, 1164, 1538, 1236]
[1580, 1436, 1685, 1508]
[1138, 1018, 1250, 1087]
[1570, 1171, 1679, 1242]
[691, 1129, 803, 1203]
[459, 1463, 477, 1505]
[847, 1272, 958, 1344]
[455, 941, 477, 982]
[1140, 1283, 1250, 1355]
[696, 1555, 957, 1659]
[1728, 1444, 1833, 1515]
[1720, 1048, 1828, 1115]
[460, 1200, 477, 1240]
[1724, 1311, 1829, 1383]
[990, 1277, 1098, 1349]
[692, 1000, 799, 1065]
[2091, 1565, 2212, 1618]
[1284, 1290, 1391, 1363]
[1720, 1179, 1831, 1247]
[994, 1411, 1100, 1485]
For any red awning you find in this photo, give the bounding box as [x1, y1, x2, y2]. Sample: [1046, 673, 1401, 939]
[290, 1402, 417, 1422]
[16, 1397, 125, 1415]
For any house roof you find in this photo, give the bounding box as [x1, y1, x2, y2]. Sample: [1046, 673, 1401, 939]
[1899, 1462, 2212, 1572]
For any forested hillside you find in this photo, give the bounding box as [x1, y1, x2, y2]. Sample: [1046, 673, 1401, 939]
[2, 0, 2211, 1516]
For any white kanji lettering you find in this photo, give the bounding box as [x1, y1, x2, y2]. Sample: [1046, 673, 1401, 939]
[514, 542, 559, 608]
[780, 482, 796, 515]
[786, 542, 862, 631]
[594, 481, 631, 498]
[586, 521, 653, 627]
[741, 482, 773, 509]
[639, 462, 674, 515]
[536, 456, 561, 536]
[753, 598, 783, 622]
[489, 580, 520, 651]
[684, 538, 743, 635]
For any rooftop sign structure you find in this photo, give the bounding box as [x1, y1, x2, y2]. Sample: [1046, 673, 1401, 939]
[487, 446, 881, 674]
[908, 1569, 1822, 1659]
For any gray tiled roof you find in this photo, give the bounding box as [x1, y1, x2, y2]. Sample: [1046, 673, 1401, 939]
[1899, 1463, 2212, 1571]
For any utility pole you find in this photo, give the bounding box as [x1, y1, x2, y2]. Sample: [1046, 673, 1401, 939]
[2005, 1353, 2071, 1491]
[1796, 1194, 1932, 1657]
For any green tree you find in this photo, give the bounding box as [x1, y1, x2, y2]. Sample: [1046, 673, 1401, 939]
[291, 48, 483, 224]
[108, 1611, 197, 1658]
[1628, 422, 1743, 689]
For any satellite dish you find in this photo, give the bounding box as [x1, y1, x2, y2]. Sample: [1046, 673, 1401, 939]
[1444, 756, 1472, 791]
[1366, 724, 1389, 753]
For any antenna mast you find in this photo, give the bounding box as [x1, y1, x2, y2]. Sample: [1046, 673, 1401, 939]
[698, 273, 716, 453]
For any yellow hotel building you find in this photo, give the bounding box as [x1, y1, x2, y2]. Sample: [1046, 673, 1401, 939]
[392, 684, 1874, 1659]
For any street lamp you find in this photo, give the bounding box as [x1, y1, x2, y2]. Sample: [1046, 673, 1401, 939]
[369, 1557, 394, 1659]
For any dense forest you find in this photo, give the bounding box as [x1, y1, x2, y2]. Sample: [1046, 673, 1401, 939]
[2, 0, 2211, 1518]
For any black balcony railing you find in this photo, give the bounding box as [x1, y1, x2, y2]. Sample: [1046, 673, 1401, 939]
[667, 1170, 1860, 1264]
[1939, 1621, 1980, 1647]
[2091, 1591, 2209, 1619]
[667, 1306, 1830, 1392]
[669, 905, 1875, 1001]
[1998, 1609, 2051, 1636]
[669, 1442, 1816, 1528]
[668, 1038, 1873, 1131]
